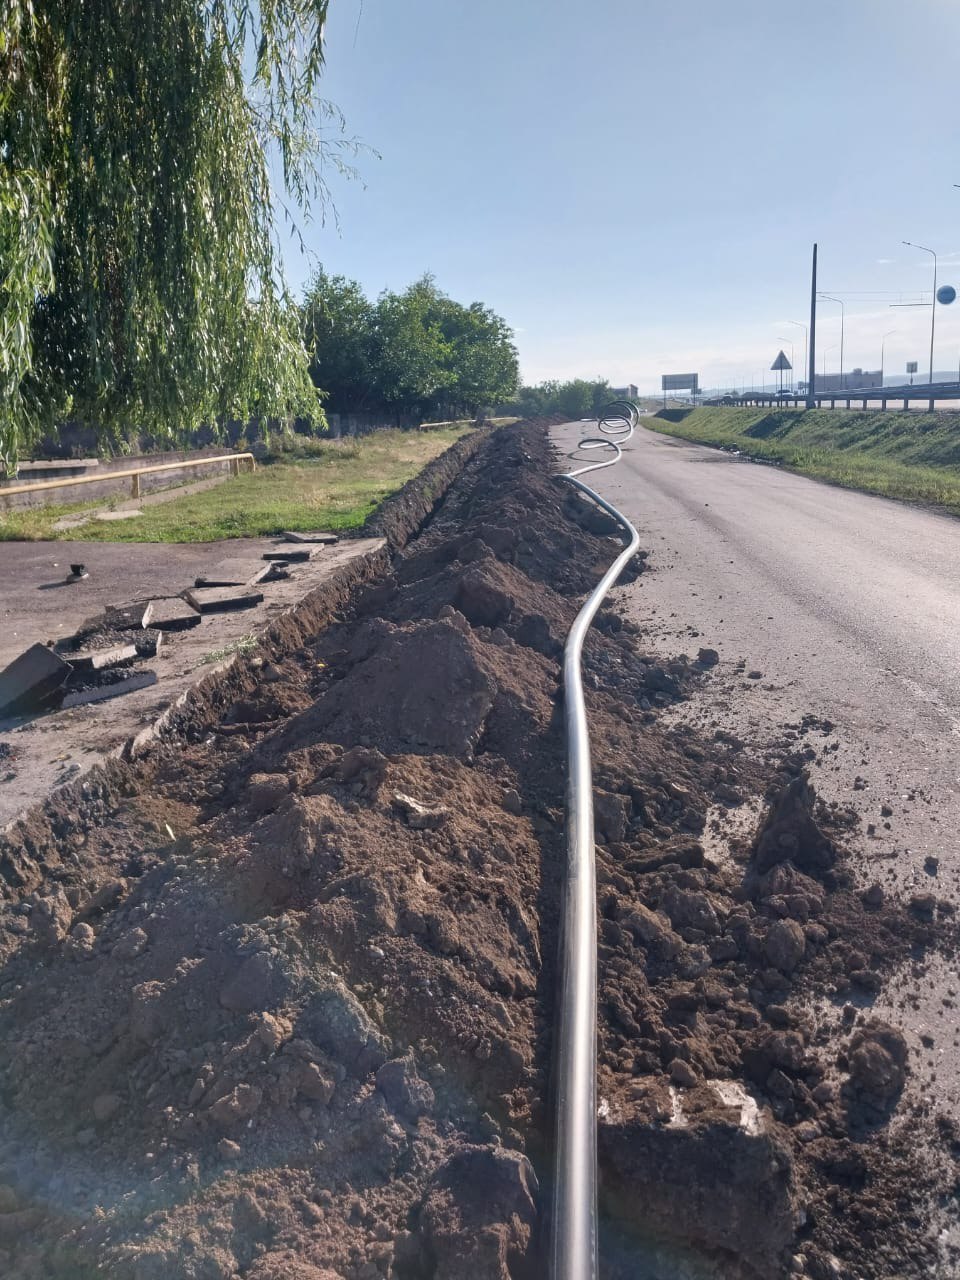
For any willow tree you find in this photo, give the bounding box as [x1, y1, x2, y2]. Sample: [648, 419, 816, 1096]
[0, 0, 348, 469]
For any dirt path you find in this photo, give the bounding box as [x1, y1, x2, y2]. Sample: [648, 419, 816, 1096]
[0, 424, 955, 1279]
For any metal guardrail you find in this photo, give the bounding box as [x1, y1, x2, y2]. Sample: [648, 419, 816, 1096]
[548, 400, 641, 1280]
[0, 452, 256, 501]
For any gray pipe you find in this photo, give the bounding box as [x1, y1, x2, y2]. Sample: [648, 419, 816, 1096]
[548, 405, 641, 1280]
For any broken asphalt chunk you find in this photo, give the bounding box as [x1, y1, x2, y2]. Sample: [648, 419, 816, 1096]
[194, 560, 284, 589]
[282, 530, 338, 545]
[0, 644, 73, 718]
[69, 644, 138, 672]
[182, 586, 265, 614]
[148, 597, 202, 632]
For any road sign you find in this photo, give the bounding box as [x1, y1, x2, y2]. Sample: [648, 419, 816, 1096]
[906, 361, 918, 374]
[661, 372, 699, 392]
[771, 350, 792, 371]
[937, 284, 957, 305]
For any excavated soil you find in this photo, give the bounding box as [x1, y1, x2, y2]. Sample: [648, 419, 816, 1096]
[0, 423, 957, 1280]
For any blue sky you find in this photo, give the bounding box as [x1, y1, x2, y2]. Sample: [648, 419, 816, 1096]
[281, 0, 960, 392]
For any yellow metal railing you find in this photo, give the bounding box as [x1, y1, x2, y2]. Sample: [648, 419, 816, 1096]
[0, 452, 256, 502]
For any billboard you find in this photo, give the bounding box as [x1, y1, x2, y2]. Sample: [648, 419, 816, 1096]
[661, 372, 699, 392]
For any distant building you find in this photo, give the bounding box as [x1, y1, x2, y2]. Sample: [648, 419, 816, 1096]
[610, 384, 639, 400]
[814, 368, 882, 392]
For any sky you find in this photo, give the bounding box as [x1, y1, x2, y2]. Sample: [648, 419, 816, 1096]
[279, 0, 960, 393]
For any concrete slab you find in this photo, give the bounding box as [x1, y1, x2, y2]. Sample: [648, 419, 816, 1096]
[183, 586, 265, 614]
[61, 670, 157, 709]
[148, 597, 202, 633]
[263, 546, 317, 563]
[69, 644, 138, 672]
[0, 644, 73, 718]
[193, 560, 281, 588]
[282, 531, 339, 545]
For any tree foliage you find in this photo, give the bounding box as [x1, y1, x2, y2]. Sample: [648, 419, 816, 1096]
[301, 270, 519, 419]
[301, 269, 375, 413]
[1, 0, 351, 468]
[503, 379, 618, 420]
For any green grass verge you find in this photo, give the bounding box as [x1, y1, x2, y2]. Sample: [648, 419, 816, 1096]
[647, 407, 960, 513]
[0, 427, 471, 543]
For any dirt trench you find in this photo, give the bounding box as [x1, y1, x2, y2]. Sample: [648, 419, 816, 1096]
[0, 423, 955, 1280]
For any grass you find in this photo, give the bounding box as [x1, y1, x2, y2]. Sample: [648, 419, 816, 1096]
[201, 633, 258, 664]
[647, 406, 960, 514]
[0, 427, 471, 543]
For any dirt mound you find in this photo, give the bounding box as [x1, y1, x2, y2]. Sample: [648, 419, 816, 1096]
[255, 614, 555, 763]
[0, 422, 952, 1279]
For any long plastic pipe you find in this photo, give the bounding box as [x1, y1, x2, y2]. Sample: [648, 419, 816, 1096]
[548, 404, 641, 1280]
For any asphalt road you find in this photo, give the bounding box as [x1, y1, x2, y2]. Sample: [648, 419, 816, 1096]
[552, 419, 960, 1116]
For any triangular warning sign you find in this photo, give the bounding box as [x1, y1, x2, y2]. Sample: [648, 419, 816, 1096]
[771, 350, 792, 371]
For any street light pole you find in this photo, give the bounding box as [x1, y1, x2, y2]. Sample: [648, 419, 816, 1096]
[807, 243, 818, 407]
[818, 294, 845, 389]
[880, 329, 897, 386]
[902, 240, 937, 385]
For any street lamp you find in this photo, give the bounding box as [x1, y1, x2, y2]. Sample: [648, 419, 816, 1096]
[787, 320, 808, 390]
[880, 330, 897, 386]
[818, 294, 845, 389]
[902, 240, 938, 385]
[822, 345, 837, 380]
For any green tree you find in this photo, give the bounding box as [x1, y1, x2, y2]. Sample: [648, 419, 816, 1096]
[301, 268, 375, 414]
[436, 300, 519, 417]
[1, 0, 353, 469]
[300, 270, 519, 422]
[503, 378, 618, 419]
[371, 276, 453, 420]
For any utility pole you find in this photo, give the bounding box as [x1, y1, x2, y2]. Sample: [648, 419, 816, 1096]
[807, 243, 817, 407]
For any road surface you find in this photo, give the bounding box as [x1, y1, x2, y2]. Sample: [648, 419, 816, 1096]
[552, 419, 960, 1117]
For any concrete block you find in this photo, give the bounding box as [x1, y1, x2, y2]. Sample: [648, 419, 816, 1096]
[282, 531, 338, 545]
[0, 644, 73, 717]
[62, 670, 157, 709]
[70, 644, 138, 672]
[182, 586, 265, 614]
[148, 597, 202, 632]
[194, 560, 281, 588]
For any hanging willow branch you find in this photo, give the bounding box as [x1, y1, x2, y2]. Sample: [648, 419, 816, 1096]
[0, 0, 353, 470]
